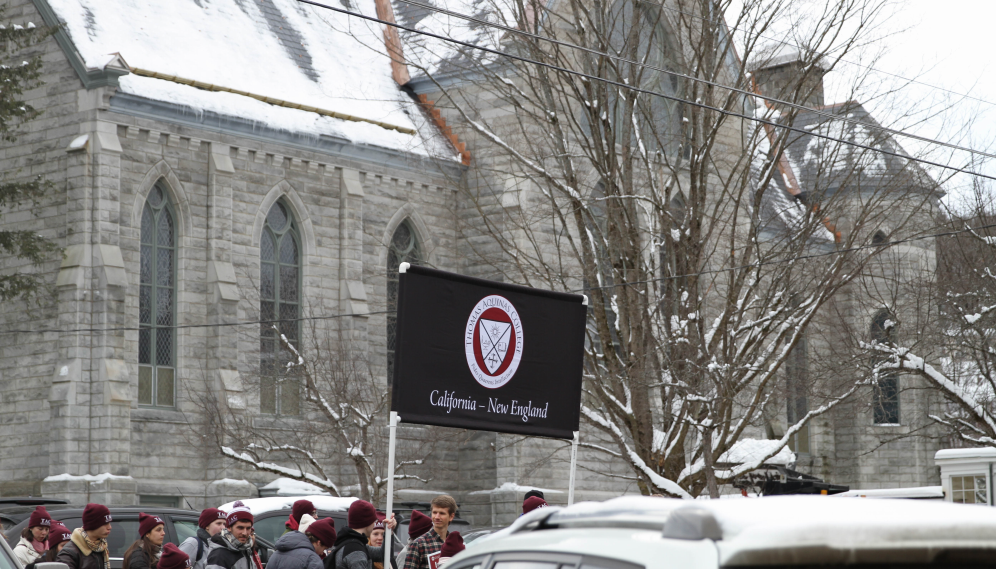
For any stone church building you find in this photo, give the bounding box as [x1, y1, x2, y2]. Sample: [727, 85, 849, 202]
[0, 0, 944, 522]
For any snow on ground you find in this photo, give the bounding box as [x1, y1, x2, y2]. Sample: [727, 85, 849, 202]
[219, 495, 356, 513]
[46, 0, 454, 157]
[717, 438, 795, 466]
[468, 482, 564, 495]
[259, 477, 332, 497]
[44, 473, 134, 482]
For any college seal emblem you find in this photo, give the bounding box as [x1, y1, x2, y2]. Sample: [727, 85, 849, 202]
[465, 295, 524, 388]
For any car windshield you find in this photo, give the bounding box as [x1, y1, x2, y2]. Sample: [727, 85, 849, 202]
[0, 546, 18, 569]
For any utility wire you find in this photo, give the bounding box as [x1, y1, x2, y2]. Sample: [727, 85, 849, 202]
[298, 0, 996, 183]
[574, 221, 996, 293]
[0, 310, 391, 336]
[8, 223, 993, 336]
[385, 0, 996, 161]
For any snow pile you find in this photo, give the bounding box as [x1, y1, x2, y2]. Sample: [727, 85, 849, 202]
[717, 438, 795, 466]
[218, 495, 356, 514]
[45, 0, 453, 156]
[259, 477, 332, 497]
[44, 473, 134, 482]
[833, 485, 944, 499]
[468, 482, 563, 495]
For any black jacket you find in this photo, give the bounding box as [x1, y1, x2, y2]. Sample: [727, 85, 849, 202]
[56, 542, 106, 569]
[125, 548, 158, 569]
[325, 530, 394, 569]
[205, 532, 255, 569]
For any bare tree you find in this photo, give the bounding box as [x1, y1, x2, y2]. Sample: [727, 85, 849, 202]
[197, 312, 440, 506]
[864, 181, 996, 446]
[395, 0, 954, 496]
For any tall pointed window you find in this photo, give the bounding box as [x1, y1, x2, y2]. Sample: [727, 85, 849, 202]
[387, 220, 422, 381]
[871, 309, 900, 424]
[139, 183, 176, 408]
[260, 200, 301, 415]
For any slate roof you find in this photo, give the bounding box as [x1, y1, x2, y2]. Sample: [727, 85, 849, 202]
[755, 101, 937, 240]
[44, 0, 455, 157]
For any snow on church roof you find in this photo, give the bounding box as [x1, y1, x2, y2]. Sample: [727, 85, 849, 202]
[46, 0, 455, 157]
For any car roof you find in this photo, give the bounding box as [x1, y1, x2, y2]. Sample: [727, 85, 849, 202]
[219, 496, 357, 516]
[456, 495, 996, 567]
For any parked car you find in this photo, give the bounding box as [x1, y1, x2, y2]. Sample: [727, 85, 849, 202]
[0, 499, 71, 534]
[5, 507, 199, 569]
[447, 495, 996, 569]
[0, 530, 20, 569]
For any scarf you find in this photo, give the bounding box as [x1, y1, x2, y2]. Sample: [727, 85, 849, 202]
[71, 528, 110, 569]
[31, 539, 46, 554]
[219, 529, 253, 553]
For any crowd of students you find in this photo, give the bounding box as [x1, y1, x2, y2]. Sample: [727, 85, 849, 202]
[9, 491, 553, 569]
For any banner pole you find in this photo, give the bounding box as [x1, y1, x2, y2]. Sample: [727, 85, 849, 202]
[568, 430, 579, 506]
[385, 411, 398, 567]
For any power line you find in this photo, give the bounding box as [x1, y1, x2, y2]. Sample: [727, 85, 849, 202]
[0, 310, 391, 336]
[386, 0, 996, 162]
[573, 222, 996, 293]
[9, 223, 993, 336]
[298, 0, 996, 183]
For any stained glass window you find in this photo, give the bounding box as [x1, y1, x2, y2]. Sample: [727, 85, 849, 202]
[387, 220, 422, 381]
[260, 200, 301, 415]
[139, 183, 176, 408]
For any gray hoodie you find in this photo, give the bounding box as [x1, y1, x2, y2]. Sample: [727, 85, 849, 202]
[266, 531, 323, 569]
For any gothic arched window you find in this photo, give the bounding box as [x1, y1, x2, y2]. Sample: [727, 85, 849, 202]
[260, 200, 302, 415]
[387, 220, 422, 380]
[871, 309, 899, 424]
[139, 182, 176, 408]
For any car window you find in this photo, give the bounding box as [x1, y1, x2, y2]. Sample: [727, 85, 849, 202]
[254, 516, 288, 545]
[0, 545, 19, 569]
[172, 519, 199, 544]
[107, 519, 142, 559]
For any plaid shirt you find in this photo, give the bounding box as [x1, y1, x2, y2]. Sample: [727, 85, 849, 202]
[402, 529, 444, 569]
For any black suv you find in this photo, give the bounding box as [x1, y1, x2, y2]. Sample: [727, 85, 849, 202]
[5, 507, 199, 569]
[0, 498, 71, 534]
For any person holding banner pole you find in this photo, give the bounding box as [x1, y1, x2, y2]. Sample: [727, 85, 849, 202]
[327, 501, 397, 569]
[401, 496, 457, 569]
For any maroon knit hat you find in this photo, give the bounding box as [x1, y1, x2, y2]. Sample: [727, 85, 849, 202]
[439, 532, 464, 558]
[82, 503, 112, 531]
[226, 501, 253, 527]
[522, 496, 548, 514]
[407, 510, 432, 541]
[198, 508, 227, 530]
[139, 513, 164, 538]
[28, 506, 52, 528]
[373, 512, 386, 530]
[306, 518, 337, 548]
[47, 522, 72, 549]
[158, 543, 191, 569]
[291, 500, 316, 523]
[347, 500, 377, 529]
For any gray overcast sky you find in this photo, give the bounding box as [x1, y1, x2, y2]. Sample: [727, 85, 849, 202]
[728, 0, 995, 209]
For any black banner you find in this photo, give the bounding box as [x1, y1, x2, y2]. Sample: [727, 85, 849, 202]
[391, 265, 587, 439]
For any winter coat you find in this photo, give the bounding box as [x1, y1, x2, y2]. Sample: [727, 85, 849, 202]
[325, 530, 391, 569]
[125, 547, 159, 569]
[13, 537, 44, 567]
[56, 542, 107, 569]
[179, 529, 218, 569]
[205, 532, 259, 569]
[266, 531, 323, 569]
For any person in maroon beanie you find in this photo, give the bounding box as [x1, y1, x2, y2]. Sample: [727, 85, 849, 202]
[57, 503, 113, 569]
[325, 500, 396, 569]
[402, 495, 457, 569]
[285, 499, 318, 533]
[123, 513, 166, 569]
[521, 496, 548, 515]
[394, 510, 431, 569]
[179, 508, 227, 569]
[436, 533, 464, 568]
[13, 505, 52, 567]
[159, 543, 192, 569]
[206, 501, 261, 569]
[304, 518, 336, 559]
[21, 521, 71, 569]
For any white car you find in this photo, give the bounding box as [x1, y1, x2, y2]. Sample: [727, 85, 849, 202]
[452, 495, 996, 568]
